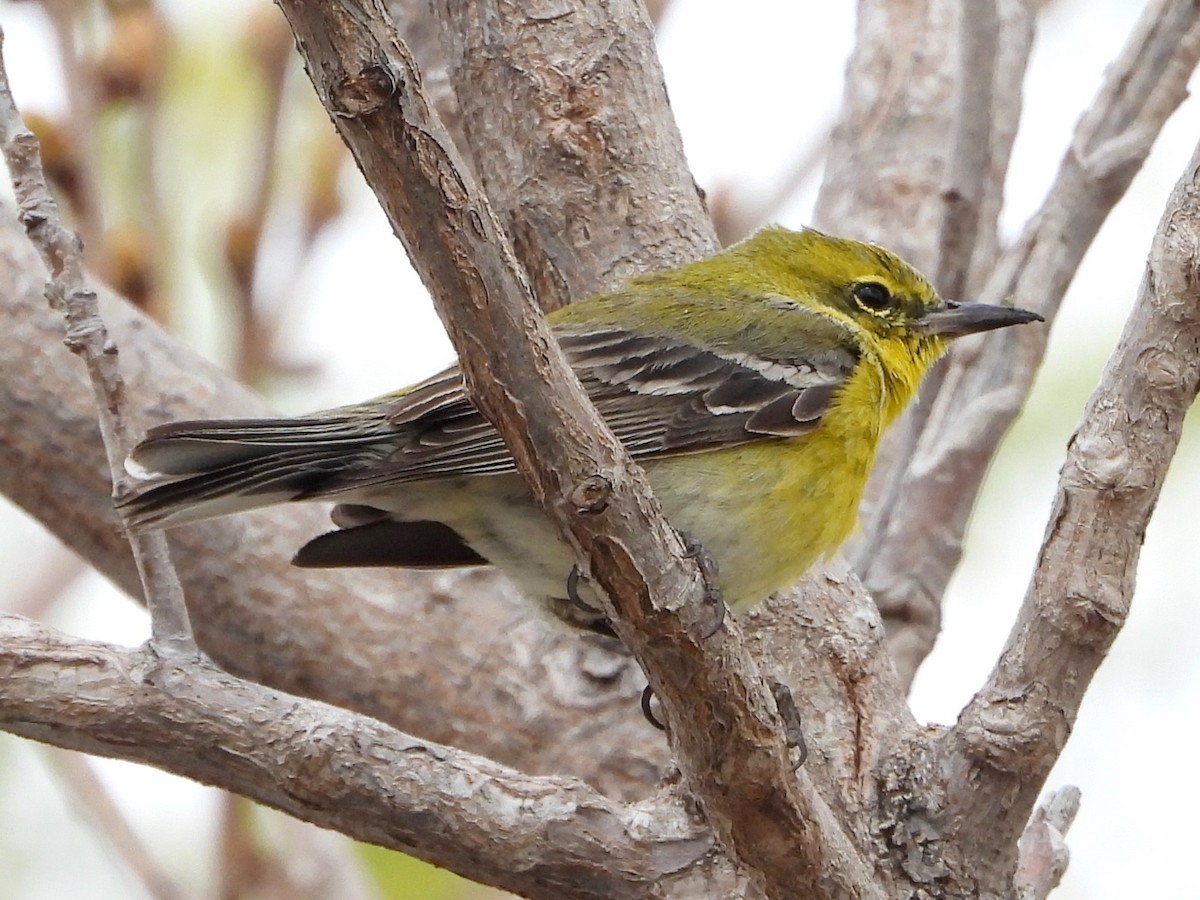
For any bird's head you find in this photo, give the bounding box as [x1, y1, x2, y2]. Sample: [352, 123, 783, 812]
[749, 226, 1042, 350]
[720, 227, 1043, 416]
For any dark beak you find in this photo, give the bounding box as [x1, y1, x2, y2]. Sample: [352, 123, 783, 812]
[916, 300, 1044, 338]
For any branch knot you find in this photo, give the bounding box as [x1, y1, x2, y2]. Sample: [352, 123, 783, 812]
[568, 474, 612, 514]
[332, 63, 397, 117]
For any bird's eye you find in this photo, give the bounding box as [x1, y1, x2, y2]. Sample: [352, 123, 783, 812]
[853, 282, 894, 312]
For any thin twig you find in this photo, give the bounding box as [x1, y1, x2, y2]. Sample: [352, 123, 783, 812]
[0, 27, 195, 656]
[1015, 786, 1082, 900]
[40, 0, 104, 251]
[42, 747, 184, 900]
[216, 797, 376, 900]
[935, 0, 997, 299]
[866, 0, 1200, 686]
[226, 9, 296, 385]
[123, 6, 172, 321]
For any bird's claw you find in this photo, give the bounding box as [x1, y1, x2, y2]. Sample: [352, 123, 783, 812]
[640, 684, 666, 731]
[681, 534, 726, 638]
[768, 678, 808, 768]
[566, 564, 603, 615]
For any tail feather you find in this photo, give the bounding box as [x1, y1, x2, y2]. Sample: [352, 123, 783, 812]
[119, 417, 393, 529]
[129, 417, 383, 474]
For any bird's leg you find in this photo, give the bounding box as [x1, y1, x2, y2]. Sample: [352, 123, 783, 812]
[767, 678, 808, 768]
[680, 533, 726, 638]
[569, 538, 724, 732]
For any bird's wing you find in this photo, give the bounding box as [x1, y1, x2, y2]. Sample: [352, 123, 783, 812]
[119, 317, 859, 527]
[358, 322, 859, 485]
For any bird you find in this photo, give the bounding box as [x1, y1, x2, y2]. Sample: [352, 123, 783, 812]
[120, 226, 1042, 631]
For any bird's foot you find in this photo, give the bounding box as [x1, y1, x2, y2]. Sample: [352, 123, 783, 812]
[566, 564, 603, 615]
[768, 678, 808, 768]
[680, 534, 726, 638]
[640, 684, 666, 731]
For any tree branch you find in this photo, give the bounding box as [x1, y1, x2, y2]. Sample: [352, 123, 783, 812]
[934, 0, 998, 300]
[430, 0, 716, 307]
[42, 747, 184, 900]
[0, 216, 666, 799]
[0, 614, 724, 899]
[942, 132, 1200, 887]
[273, 3, 878, 894]
[0, 26, 195, 655]
[857, 0, 1200, 685]
[5, 2, 1182, 893]
[1014, 786, 1081, 900]
[814, 0, 1032, 276]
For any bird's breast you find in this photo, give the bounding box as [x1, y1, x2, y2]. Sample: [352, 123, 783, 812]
[646, 369, 886, 606]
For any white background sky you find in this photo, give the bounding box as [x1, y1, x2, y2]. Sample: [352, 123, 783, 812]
[1, 1, 1198, 897]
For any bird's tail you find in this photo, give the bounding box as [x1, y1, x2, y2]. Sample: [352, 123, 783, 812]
[118, 415, 395, 530]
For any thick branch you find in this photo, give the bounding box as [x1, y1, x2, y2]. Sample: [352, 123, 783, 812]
[431, 0, 715, 307]
[274, 2, 877, 894]
[427, 1, 934, 875]
[0, 614, 720, 899]
[742, 563, 919, 824]
[942, 134, 1200, 886]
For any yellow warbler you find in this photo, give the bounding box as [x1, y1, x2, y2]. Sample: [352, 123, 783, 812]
[122, 227, 1041, 629]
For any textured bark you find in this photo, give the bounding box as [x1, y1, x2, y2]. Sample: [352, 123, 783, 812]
[0, 220, 666, 801]
[273, 3, 875, 895]
[815, 0, 1031, 283]
[0, 61, 196, 657]
[430, 0, 716, 308]
[829, 0, 1200, 687]
[0, 614, 731, 899]
[2, 1, 1200, 897]
[939, 136, 1200, 891]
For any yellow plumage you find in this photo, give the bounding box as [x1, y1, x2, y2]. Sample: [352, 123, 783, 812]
[121, 227, 1040, 630]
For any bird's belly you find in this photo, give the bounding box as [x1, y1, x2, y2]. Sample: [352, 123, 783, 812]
[382, 476, 585, 610]
[387, 426, 876, 617]
[644, 435, 874, 606]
